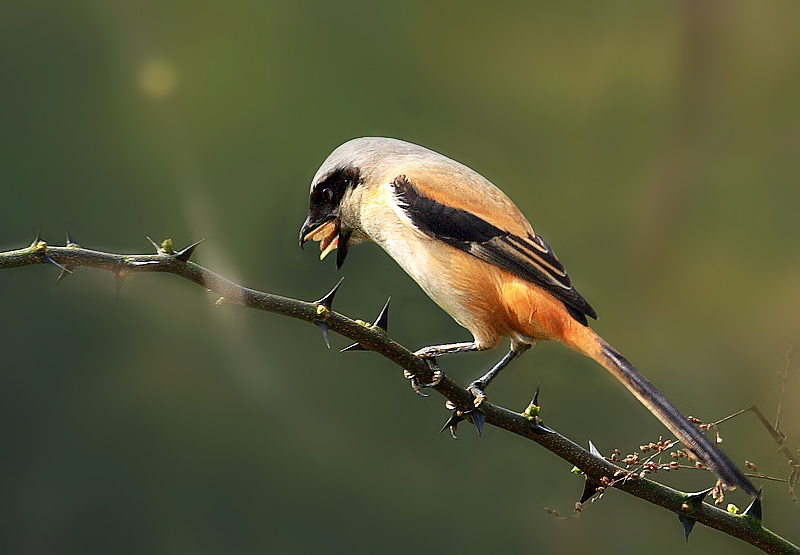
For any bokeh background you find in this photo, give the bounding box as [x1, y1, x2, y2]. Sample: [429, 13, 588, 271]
[1, 1, 799, 553]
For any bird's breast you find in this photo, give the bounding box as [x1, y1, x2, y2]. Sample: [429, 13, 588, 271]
[360, 209, 506, 347]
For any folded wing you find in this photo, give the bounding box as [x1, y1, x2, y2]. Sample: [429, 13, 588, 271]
[390, 174, 597, 325]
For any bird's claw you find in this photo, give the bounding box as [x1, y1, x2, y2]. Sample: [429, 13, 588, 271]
[404, 367, 443, 396]
[467, 382, 487, 407]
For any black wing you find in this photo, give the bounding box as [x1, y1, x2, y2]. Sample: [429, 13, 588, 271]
[391, 175, 597, 325]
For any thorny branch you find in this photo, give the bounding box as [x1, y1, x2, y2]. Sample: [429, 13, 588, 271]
[684, 349, 800, 506]
[1, 236, 798, 555]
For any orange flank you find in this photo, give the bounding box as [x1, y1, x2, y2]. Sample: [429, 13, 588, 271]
[500, 276, 599, 356]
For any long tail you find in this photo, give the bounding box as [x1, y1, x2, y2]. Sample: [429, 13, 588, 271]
[570, 328, 758, 495]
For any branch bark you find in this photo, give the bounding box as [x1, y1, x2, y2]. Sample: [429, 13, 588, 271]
[1, 238, 797, 555]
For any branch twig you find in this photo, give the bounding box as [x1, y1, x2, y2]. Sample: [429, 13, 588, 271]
[1, 237, 797, 555]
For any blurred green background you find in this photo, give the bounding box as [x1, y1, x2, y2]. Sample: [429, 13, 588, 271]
[1, 1, 798, 553]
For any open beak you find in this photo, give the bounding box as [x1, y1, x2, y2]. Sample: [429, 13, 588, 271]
[299, 217, 341, 261]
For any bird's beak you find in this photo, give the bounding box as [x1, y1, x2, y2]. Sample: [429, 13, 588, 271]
[299, 216, 341, 261]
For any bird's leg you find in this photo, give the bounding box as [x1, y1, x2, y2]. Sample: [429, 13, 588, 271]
[414, 342, 480, 358]
[468, 343, 531, 406]
[406, 342, 479, 393]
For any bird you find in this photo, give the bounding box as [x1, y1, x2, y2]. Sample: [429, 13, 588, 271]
[299, 136, 758, 496]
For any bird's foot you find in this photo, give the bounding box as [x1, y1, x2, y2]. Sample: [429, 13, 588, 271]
[403, 359, 443, 396]
[467, 381, 487, 407]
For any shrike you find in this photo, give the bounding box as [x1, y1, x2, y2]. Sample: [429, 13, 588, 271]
[299, 136, 757, 496]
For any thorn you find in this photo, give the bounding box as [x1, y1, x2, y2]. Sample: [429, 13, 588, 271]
[315, 277, 344, 310]
[175, 239, 204, 262]
[579, 477, 602, 504]
[439, 411, 462, 439]
[532, 422, 555, 435]
[523, 384, 542, 422]
[146, 236, 161, 253]
[685, 487, 713, 511]
[315, 321, 331, 349]
[339, 297, 393, 351]
[313, 279, 344, 348]
[677, 514, 697, 542]
[31, 225, 43, 247]
[469, 409, 485, 437]
[677, 487, 712, 542]
[64, 230, 79, 247]
[373, 297, 390, 332]
[340, 342, 367, 352]
[743, 489, 763, 523]
[588, 441, 603, 459]
[44, 255, 71, 273]
[53, 267, 71, 290]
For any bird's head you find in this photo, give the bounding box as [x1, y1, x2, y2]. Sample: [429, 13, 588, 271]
[299, 149, 364, 269]
[300, 137, 439, 268]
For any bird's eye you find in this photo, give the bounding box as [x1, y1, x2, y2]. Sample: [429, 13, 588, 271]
[322, 187, 333, 202]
